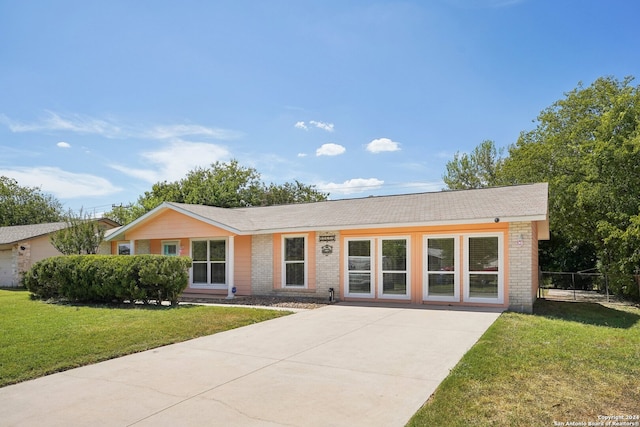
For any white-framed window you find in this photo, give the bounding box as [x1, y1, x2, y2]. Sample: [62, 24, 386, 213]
[283, 235, 307, 288]
[464, 234, 504, 304]
[162, 240, 179, 257]
[378, 237, 411, 300]
[345, 238, 374, 298]
[117, 242, 131, 255]
[191, 239, 227, 289]
[424, 235, 459, 302]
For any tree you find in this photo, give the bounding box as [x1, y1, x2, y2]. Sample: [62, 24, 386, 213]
[106, 160, 329, 224]
[0, 176, 63, 226]
[443, 140, 504, 190]
[50, 209, 106, 255]
[500, 76, 640, 297]
[440, 76, 640, 298]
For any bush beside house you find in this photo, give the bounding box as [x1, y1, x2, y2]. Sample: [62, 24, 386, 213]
[22, 255, 192, 305]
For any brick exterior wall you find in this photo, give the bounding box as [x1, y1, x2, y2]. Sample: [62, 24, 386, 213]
[135, 240, 150, 255]
[315, 231, 341, 301]
[508, 222, 538, 313]
[16, 243, 29, 286]
[250, 232, 341, 300]
[251, 234, 274, 295]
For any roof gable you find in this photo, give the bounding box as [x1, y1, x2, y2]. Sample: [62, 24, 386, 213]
[125, 208, 236, 240]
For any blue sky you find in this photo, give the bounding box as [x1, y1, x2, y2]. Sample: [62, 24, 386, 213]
[1, 0, 639, 214]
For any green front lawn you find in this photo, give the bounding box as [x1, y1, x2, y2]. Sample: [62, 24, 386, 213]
[0, 289, 290, 387]
[408, 299, 640, 426]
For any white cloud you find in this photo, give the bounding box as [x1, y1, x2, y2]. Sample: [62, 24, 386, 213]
[110, 140, 230, 183]
[294, 120, 334, 132]
[0, 111, 240, 141]
[57, 141, 71, 148]
[309, 120, 334, 132]
[0, 167, 122, 199]
[316, 143, 346, 156]
[319, 178, 384, 195]
[366, 137, 401, 153]
[1, 111, 122, 137]
[297, 153, 308, 157]
[144, 124, 241, 140]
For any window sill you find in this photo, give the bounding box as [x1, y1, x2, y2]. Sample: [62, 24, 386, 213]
[190, 284, 228, 290]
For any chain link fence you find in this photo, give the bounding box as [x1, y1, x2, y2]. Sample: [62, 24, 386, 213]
[539, 271, 640, 303]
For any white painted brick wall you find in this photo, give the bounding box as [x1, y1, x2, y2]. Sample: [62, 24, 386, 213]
[251, 234, 274, 295]
[508, 222, 536, 313]
[250, 232, 341, 300]
[315, 231, 341, 301]
[135, 240, 151, 255]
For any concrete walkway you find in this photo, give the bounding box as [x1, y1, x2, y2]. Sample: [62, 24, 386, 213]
[0, 304, 502, 427]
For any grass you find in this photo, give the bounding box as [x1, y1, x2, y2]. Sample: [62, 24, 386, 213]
[0, 289, 290, 387]
[408, 299, 640, 426]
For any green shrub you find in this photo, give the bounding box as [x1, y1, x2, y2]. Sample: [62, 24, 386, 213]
[22, 255, 192, 305]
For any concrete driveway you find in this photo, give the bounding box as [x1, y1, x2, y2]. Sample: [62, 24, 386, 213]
[0, 303, 501, 427]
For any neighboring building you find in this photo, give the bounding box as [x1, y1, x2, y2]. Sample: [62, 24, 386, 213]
[105, 183, 549, 313]
[0, 220, 120, 288]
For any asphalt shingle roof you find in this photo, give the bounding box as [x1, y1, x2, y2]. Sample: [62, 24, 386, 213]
[0, 222, 68, 245]
[157, 183, 549, 234]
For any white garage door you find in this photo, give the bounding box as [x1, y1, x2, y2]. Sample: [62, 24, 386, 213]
[0, 249, 15, 287]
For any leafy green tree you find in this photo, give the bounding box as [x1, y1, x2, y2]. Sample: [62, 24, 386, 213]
[441, 76, 640, 298]
[106, 160, 328, 224]
[50, 209, 107, 255]
[0, 177, 63, 226]
[443, 140, 504, 190]
[500, 76, 640, 296]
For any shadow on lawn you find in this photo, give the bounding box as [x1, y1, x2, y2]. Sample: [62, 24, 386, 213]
[534, 299, 640, 329]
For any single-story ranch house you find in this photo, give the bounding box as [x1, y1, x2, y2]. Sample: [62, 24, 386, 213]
[0, 219, 119, 287]
[105, 183, 549, 313]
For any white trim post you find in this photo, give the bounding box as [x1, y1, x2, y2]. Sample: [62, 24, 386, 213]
[226, 236, 235, 299]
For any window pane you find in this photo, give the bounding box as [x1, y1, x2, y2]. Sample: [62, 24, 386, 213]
[285, 237, 305, 261]
[211, 263, 226, 284]
[469, 274, 498, 298]
[348, 240, 371, 271]
[348, 273, 371, 293]
[348, 240, 370, 257]
[383, 272, 406, 294]
[382, 239, 406, 271]
[285, 263, 305, 286]
[193, 263, 207, 283]
[192, 241, 207, 261]
[469, 237, 499, 271]
[164, 244, 177, 256]
[118, 243, 130, 255]
[428, 273, 455, 296]
[209, 240, 226, 261]
[428, 238, 454, 271]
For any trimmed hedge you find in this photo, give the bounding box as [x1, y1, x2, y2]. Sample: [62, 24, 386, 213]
[22, 255, 192, 305]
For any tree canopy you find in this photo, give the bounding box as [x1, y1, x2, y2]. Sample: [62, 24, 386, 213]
[106, 160, 329, 225]
[50, 209, 107, 255]
[0, 177, 63, 226]
[443, 140, 504, 190]
[443, 76, 640, 297]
